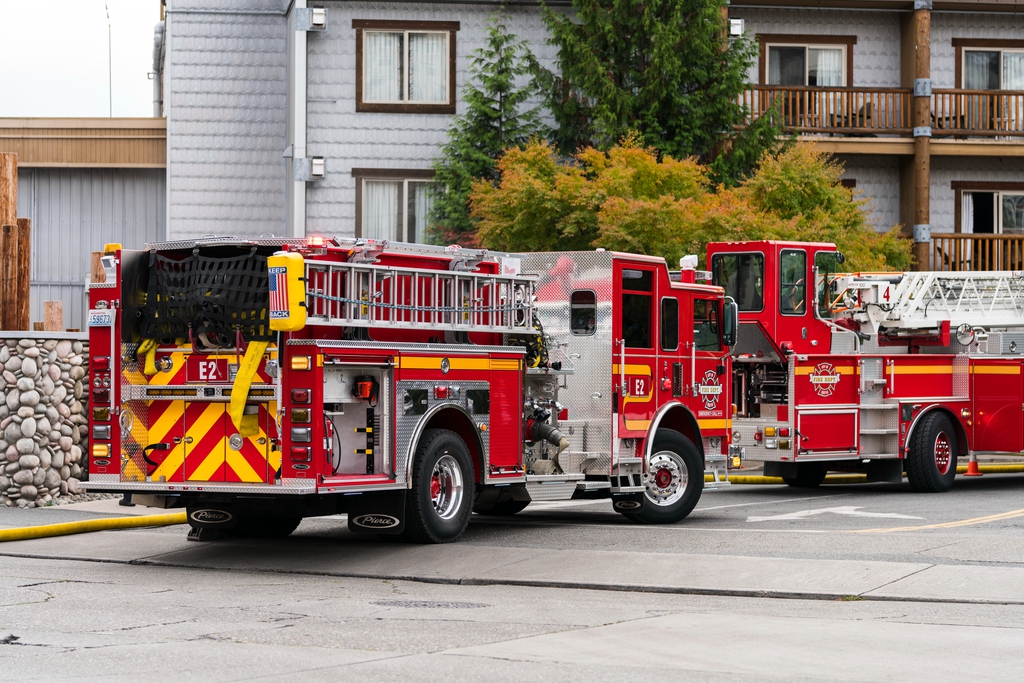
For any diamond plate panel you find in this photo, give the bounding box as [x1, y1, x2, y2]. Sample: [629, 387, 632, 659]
[520, 251, 614, 472]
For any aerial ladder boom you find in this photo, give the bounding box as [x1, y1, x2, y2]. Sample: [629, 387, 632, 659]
[831, 270, 1024, 336]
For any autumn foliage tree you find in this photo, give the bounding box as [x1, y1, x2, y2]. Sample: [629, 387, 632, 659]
[471, 137, 912, 272]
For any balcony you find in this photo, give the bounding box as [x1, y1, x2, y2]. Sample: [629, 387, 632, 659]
[740, 86, 1024, 138]
[930, 234, 1024, 271]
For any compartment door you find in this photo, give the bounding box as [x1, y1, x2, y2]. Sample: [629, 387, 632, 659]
[796, 410, 859, 456]
[183, 403, 228, 482]
[972, 361, 1023, 453]
[227, 404, 276, 483]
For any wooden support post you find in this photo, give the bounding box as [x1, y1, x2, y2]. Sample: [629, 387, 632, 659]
[43, 301, 63, 332]
[91, 252, 106, 283]
[0, 225, 19, 331]
[912, 5, 932, 271]
[0, 153, 17, 331]
[15, 218, 30, 331]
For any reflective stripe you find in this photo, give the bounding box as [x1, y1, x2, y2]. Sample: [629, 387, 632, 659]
[884, 365, 953, 375]
[972, 365, 1021, 375]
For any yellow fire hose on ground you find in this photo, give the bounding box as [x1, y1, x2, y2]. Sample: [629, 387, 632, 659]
[0, 512, 186, 543]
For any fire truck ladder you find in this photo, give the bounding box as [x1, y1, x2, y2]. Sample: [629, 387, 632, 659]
[835, 271, 1024, 335]
[303, 260, 537, 334]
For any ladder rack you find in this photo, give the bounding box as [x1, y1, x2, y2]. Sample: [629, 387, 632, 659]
[304, 260, 537, 334]
[834, 271, 1024, 334]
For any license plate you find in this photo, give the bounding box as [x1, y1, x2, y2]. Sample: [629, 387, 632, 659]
[186, 357, 231, 383]
[87, 309, 114, 327]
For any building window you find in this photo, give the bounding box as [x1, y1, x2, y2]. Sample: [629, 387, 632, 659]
[758, 35, 856, 87]
[353, 170, 436, 244]
[355, 20, 458, 114]
[767, 45, 845, 86]
[955, 39, 1024, 89]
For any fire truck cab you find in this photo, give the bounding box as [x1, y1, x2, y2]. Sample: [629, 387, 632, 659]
[709, 239, 1024, 492]
[84, 238, 737, 543]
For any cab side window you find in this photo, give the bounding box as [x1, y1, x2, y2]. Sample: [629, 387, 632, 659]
[621, 269, 652, 348]
[780, 250, 807, 315]
[661, 298, 679, 351]
[694, 299, 721, 351]
[711, 253, 764, 312]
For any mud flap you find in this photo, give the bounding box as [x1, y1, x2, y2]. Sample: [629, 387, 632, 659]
[186, 506, 238, 530]
[347, 491, 406, 535]
[611, 491, 646, 514]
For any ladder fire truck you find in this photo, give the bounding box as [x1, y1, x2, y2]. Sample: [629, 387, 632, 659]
[710, 240, 1024, 491]
[83, 237, 736, 542]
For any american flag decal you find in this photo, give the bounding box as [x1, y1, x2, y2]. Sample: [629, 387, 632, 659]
[269, 267, 289, 318]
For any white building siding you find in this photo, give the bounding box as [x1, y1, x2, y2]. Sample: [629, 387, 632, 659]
[836, 155, 901, 232]
[16, 169, 166, 331]
[932, 13, 1024, 89]
[305, 1, 558, 236]
[165, 0, 289, 239]
[734, 9, 901, 88]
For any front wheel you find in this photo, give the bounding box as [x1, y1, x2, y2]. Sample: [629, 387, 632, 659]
[625, 430, 703, 524]
[907, 412, 958, 492]
[403, 429, 474, 543]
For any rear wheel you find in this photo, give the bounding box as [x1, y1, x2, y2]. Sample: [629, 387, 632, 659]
[474, 499, 530, 516]
[782, 462, 828, 488]
[403, 429, 474, 543]
[907, 412, 958, 493]
[625, 431, 702, 524]
[230, 515, 302, 538]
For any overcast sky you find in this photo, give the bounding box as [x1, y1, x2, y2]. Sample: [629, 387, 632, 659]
[0, 0, 162, 118]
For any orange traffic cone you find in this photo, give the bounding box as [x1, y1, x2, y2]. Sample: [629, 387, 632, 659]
[964, 452, 983, 477]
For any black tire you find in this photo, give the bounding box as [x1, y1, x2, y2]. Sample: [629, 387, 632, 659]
[403, 429, 474, 543]
[782, 462, 828, 488]
[625, 430, 703, 524]
[229, 516, 302, 538]
[907, 412, 958, 493]
[474, 499, 530, 516]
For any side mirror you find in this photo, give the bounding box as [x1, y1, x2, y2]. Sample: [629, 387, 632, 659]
[835, 251, 846, 265]
[722, 299, 738, 348]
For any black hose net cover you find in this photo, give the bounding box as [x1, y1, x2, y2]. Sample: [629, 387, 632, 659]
[140, 248, 272, 345]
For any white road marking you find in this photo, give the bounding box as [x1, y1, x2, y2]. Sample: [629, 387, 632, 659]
[697, 493, 850, 512]
[747, 506, 924, 523]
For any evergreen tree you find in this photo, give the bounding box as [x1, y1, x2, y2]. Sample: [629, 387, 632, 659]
[428, 7, 544, 245]
[538, 0, 777, 178]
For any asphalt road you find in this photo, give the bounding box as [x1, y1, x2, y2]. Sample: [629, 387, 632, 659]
[2, 474, 1024, 682]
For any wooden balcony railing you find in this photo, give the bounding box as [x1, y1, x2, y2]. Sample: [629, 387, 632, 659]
[931, 234, 1024, 271]
[740, 86, 1024, 138]
[740, 86, 912, 135]
[932, 89, 1024, 136]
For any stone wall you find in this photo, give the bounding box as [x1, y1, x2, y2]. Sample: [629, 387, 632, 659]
[0, 335, 89, 507]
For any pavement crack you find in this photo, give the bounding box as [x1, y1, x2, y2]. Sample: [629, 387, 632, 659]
[858, 564, 935, 598]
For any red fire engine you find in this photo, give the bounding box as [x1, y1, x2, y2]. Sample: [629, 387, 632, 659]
[83, 237, 737, 542]
[710, 239, 1024, 491]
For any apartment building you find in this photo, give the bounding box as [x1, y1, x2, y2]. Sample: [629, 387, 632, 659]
[733, 0, 1024, 269]
[159, 0, 1024, 269]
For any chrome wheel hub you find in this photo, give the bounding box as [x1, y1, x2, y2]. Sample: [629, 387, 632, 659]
[934, 431, 952, 475]
[644, 451, 688, 507]
[430, 453, 464, 520]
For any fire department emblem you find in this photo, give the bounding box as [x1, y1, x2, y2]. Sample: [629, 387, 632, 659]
[810, 362, 840, 397]
[697, 370, 723, 410]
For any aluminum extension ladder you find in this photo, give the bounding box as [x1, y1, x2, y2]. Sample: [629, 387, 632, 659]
[833, 270, 1024, 334]
[303, 259, 537, 334]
